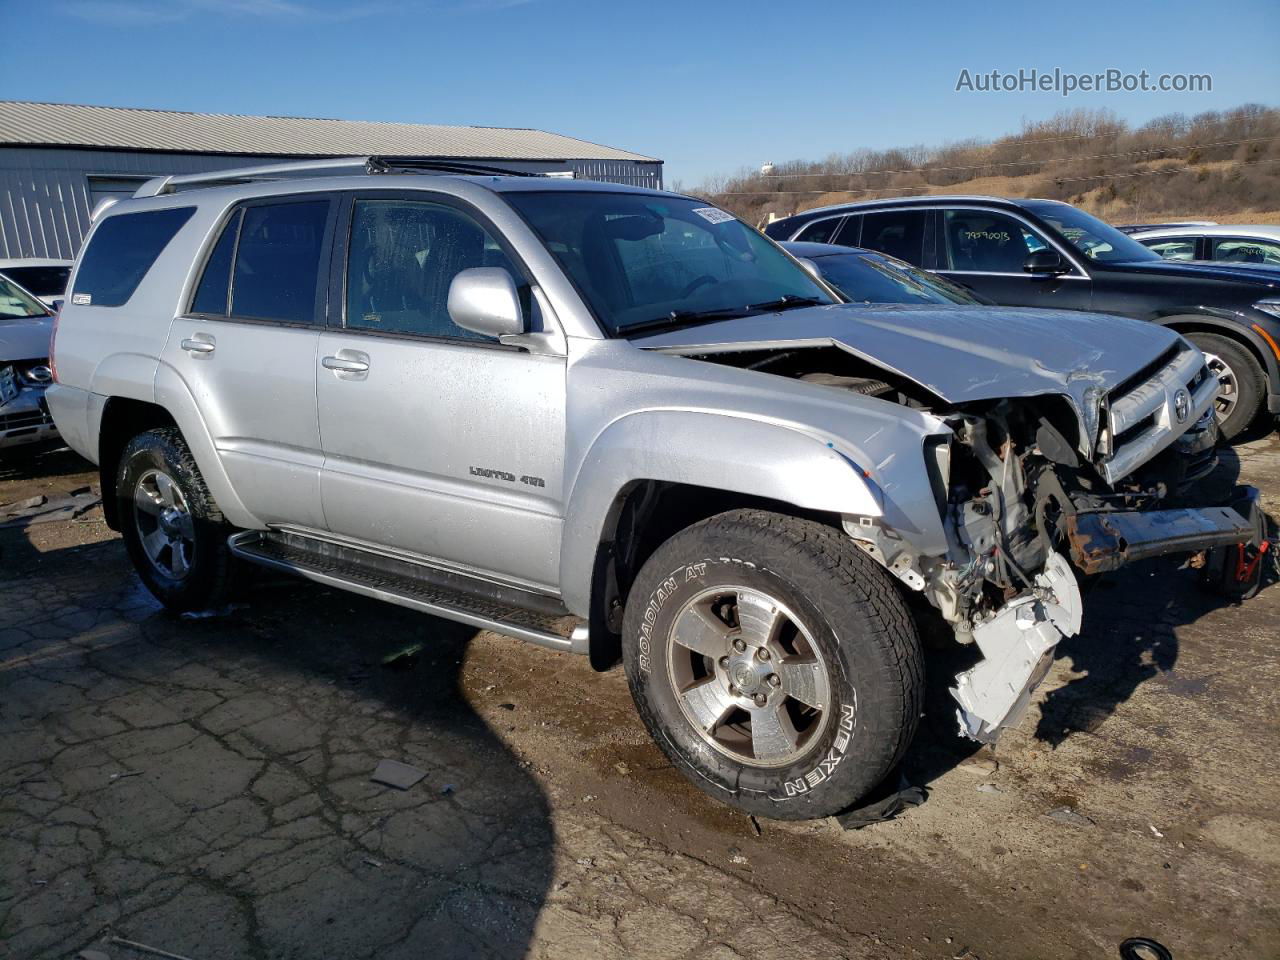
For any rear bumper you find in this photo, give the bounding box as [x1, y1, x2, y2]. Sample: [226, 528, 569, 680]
[1065, 495, 1256, 575]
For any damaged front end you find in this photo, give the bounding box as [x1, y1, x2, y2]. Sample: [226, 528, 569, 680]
[648, 309, 1261, 743]
[829, 342, 1256, 742]
[902, 348, 1255, 742]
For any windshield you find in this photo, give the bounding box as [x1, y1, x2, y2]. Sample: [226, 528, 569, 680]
[0, 266, 70, 298]
[813, 251, 982, 305]
[504, 192, 836, 336]
[1023, 201, 1159, 264]
[0, 275, 51, 320]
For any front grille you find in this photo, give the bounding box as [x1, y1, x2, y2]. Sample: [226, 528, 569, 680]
[0, 408, 53, 431]
[1103, 344, 1211, 483]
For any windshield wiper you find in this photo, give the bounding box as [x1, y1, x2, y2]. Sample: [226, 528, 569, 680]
[617, 296, 825, 336]
[744, 295, 825, 312]
[616, 307, 751, 336]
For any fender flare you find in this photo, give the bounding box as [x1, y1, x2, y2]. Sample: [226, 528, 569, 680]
[557, 410, 889, 617]
[1153, 312, 1280, 392]
[152, 361, 261, 529]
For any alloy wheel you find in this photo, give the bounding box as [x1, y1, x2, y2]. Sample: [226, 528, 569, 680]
[133, 468, 196, 580]
[665, 585, 833, 768]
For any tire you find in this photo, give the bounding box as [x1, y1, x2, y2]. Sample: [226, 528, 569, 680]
[622, 509, 924, 820]
[117, 427, 234, 612]
[1185, 333, 1265, 440]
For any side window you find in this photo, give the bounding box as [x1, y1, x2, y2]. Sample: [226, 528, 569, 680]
[833, 215, 863, 247]
[795, 217, 842, 243]
[859, 210, 926, 264]
[1211, 237, 1280, 266]
[345, 199, 517, 340]
[72, 207, 195, 307]
[1141, 237, 1198, 261]
[231, 200, 329, 324]
[190, 210, 242, 316]
[941, 209, 1046, 272]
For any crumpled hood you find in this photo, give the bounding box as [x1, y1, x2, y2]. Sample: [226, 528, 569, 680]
[0, 314, 53, 363]
[633, 303, 1182, 410]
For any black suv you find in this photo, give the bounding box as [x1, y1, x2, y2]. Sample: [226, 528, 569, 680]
[765, 197, 1280, 438]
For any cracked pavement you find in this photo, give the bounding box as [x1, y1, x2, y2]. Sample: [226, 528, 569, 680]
[2, 434, 1279, 960]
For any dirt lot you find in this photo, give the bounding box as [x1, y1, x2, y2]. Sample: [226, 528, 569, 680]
[2, 434, 1279, 960]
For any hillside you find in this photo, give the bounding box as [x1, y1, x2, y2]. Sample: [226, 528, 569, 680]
[694, 105, 1280, 228]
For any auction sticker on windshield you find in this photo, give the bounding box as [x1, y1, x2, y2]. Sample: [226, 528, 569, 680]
[691, 207, 736, 225]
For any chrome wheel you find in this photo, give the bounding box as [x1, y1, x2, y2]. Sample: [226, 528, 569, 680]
[665, 585, 832, 768]
[133, 468, 195, 580]
[1202, 351, 1239, 422]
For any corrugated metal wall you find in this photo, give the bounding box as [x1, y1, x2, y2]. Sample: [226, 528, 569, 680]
[0, 147, 664, 259]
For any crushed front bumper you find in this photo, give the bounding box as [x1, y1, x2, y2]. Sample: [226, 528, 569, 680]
[1065, 501, 1255, 575]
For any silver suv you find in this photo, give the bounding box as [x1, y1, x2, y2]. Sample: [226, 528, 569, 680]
[46, 158, 1260, 819]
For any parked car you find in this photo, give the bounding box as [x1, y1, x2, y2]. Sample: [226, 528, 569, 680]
[0, 273, 59, 452]
[47, 159, 1259, 819]
[1115, 220, 1216, 235]
[1129, 224, 1280, 268]
[780, 241, 987, 305]
[0, 258, 73, 307]
[764, 197, 1280, 439]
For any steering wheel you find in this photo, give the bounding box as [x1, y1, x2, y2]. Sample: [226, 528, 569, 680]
[679, 275, 717, 298]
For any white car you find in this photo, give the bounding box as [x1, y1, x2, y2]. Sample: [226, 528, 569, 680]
[0, 258, 73, 307]
[1129, 225, 1280, 267]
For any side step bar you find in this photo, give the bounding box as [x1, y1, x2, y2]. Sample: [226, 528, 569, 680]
[228, 530, 589, 655]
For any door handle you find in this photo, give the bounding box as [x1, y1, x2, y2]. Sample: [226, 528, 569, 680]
[322, 355, 370, 374]
[180, 337, 216, 354]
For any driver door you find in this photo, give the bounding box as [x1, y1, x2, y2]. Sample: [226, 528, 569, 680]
[315, 193, 567, 593]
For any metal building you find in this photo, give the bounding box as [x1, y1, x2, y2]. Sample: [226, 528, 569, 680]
[0, 101, 663, 259]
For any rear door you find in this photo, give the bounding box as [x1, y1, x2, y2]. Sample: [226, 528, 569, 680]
[315, 192, 567, 592]
[163, 194, 336, 528]
[933, 206, 1092, 309]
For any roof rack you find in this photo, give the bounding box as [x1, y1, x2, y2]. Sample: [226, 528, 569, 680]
[133, 155, 556, 198]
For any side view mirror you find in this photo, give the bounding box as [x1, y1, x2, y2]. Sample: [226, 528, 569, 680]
[447, 267, 525, 340]
[50, 299, 64, 315]
[1023, 250, 1068, 275]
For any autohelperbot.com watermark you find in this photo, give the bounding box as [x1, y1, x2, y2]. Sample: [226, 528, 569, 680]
[955, 67, 1212, 97]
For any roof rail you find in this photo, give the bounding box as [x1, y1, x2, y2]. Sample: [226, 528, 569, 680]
[133, 155, 554, 198]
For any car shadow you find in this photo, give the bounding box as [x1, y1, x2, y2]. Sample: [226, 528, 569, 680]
[0, 441, 92, 484]
[0, 533, 554, 960]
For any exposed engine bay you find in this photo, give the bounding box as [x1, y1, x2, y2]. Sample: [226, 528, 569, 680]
[688, 340, 1260, 742]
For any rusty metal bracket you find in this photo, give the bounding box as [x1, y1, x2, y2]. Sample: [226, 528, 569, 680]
[1066, 504, 1254, 575]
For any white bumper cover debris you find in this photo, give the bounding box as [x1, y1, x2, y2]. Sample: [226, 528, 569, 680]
[950, 552, 1083, 742]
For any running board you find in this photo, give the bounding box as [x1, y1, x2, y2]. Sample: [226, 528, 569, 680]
[228, 530, 588, 655]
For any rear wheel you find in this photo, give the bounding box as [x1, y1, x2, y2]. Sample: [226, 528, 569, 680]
[622, 509, 923, 820]
[1185, 333, 1265, 440]
[118, 427, 234, 612]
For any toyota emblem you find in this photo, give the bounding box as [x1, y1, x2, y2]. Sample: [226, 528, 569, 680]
[1173, 388, 1190, 424]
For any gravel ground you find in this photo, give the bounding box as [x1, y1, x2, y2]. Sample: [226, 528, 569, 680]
[2, 433, 1278, 960]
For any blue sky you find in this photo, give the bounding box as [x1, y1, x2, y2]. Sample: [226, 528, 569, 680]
[3, 0, 1278, 186]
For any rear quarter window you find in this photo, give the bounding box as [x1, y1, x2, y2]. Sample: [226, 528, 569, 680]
[72, 207, 195, 307]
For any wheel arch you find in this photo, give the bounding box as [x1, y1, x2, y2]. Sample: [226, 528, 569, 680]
[1155, 313, 1279, 391]
[560, 410, 892, 669]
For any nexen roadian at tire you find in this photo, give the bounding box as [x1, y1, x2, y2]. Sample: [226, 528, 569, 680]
[118, 427, 235, 613]
[622, 509, 924, 820]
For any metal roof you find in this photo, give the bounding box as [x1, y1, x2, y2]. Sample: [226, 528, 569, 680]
[0, 101, 658, 163]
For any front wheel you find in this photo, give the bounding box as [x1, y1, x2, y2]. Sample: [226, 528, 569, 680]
[1186, 333, 1265, 440]
[118, 427, 234, 612]
[622, 510, 924, 820]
